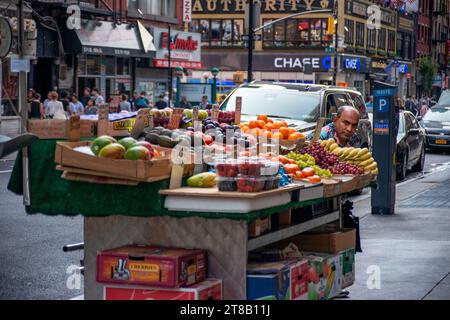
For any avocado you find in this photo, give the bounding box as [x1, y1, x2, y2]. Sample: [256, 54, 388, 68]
[161, 129, 173, 137]
[145, 132, 160, 145]
[158, 135, 177, 148]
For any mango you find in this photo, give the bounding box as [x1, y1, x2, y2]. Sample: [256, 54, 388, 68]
[98, 143, 125, 159]
[124, 146, 151, 160]
[91, 135, 117, 155]
[118, 137, 138, 151]
[187, 172, 216, 188]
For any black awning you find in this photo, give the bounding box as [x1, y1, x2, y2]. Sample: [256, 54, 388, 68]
[61, 20, 155, 58]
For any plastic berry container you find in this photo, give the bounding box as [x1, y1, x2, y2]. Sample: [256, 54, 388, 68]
[236, 175, 266, 193]
[261, 161, 280, 177]
[215, 159, 239, 177]
[217, 176, 237, 192]
[237, 157, 265, 176]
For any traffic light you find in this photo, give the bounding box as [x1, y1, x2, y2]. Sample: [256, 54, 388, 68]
[327, 16, 335, 35]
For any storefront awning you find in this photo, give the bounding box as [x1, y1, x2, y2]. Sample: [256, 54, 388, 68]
[61, 20, 155, 58]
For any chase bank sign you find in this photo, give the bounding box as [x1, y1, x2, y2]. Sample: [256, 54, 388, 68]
[344, 58, 361, 71]
[273, 56, 332, 72]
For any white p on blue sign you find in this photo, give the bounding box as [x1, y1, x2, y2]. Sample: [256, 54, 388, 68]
[376, 97, 390, 113]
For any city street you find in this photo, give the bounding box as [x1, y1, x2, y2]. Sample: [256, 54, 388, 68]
[0, 150, 449, 299]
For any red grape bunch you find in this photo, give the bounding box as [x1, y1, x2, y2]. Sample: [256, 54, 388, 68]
[299, 142, 339, 169]
[330, 162, 364, 175]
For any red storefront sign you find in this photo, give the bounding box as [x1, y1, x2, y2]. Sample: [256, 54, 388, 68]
[153, 59, 202, 69]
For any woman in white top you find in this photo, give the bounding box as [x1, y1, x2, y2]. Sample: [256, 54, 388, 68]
[46, 91, 66, 119]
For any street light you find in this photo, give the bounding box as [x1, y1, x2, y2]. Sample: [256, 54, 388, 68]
[211, 67, 220, 104]
[174, 66, 183, 108]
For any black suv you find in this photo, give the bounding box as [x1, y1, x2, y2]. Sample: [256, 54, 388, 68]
[220, 81, 372, 148]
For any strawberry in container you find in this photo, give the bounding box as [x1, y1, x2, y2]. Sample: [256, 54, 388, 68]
[237, 157, 265, 176]
[236, 175, 266, 192]
[215, 159, 239, 177]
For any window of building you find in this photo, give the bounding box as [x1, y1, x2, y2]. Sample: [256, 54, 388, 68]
[388, 30, 395, 52]
[190, 19, 243, 47]
[377, 28, 386, 50]
[355, 22, 365, 46]
[404, 34, 411, 59]
[345, 19, 354, 45]
[128, 0, 176, 18]
[263, 18, 328, 48]
[103, 56, 115, 76]
[397, 32, 403, 56]
[367, 28, 376, 48]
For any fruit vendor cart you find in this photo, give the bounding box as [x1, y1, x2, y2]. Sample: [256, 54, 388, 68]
[7, 137, 374, 300]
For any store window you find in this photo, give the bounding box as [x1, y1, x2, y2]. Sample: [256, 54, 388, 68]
[344, 19, 354, 45]
[286, 19, 298, 47]
[404, 34, 411, 59]
[117, 58, 131, 76]
[103, 56, 115, 76]
[397, 32, 403, 57]
[298, 19, 310, 44]
[86, 56, 100, 75]
[355, 22, 364, 46]
[190, 19, 243, 47]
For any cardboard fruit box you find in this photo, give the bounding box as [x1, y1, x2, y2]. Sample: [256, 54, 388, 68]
[28, 119, 96, 139]
[247, 260, 308, 300]
[294, 228, 356, 254]
[54, 140, 173, 181]
[103, 279, 222, 300]
[97, 245, 207, 288]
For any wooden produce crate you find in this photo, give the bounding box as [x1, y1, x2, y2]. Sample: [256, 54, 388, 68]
[28, 119, 96, 139]
[355, 172, 373, 189]
[248, 216, 271, 238]
[332, 175, 358, 194]
[54, 141, 173, 181]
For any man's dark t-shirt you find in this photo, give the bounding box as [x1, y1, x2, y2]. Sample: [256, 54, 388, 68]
[155, 100, 168, 110]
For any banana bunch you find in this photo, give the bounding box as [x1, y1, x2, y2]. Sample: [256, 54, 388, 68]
[320, 138, 378, 175]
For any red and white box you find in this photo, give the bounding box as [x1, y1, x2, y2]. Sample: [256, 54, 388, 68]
[97, 245, 207, 287]
[290, 259, 309, 300]
[103, 279, 222, 300]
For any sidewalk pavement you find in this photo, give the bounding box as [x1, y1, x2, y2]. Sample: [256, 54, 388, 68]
[347, 166, 450, 300]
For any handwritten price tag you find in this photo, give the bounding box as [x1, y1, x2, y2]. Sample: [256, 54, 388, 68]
[168, 108, 184, 129]
[235, 96, 242, 124]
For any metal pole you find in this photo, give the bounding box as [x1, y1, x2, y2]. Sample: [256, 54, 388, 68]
[212, 76, 217, 104]
[175, 75, 181, 107]
[247, 0, 254, 83]
[18, 0, 30, 206]
[333, 3, 338, 85]
[168, 24, 172, 107]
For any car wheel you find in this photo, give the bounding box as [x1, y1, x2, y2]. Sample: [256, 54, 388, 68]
[412, 147, 425, 172]
[396, 152, 408, 180]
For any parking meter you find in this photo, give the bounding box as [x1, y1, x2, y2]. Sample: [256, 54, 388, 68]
[371, 81, 398, 215]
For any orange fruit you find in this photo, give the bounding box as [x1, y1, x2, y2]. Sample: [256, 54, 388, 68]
[257, 120, 266, 129]
[279, 120, 288, 128]
[257, 114, 268, 123]
[273, 122, 283, 129]
[264, 122, 274, 130]
[288, 128, 296, 135]
[266, 118, 274, 124]
[279, 127, 290, 139]
[272, 131, 284, 140]
[241, 125, 250, 133]
[288, 132, 304, 140]
[307, 175, 321, 183]
[249, 120, 259, 129]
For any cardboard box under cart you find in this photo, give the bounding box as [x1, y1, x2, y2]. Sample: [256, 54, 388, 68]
[97, 245, 207, 288]
[103, 279, 222, 300]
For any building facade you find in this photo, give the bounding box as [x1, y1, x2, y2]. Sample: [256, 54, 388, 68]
[430, 0, 449, 98]
[1, 0, 204, 111]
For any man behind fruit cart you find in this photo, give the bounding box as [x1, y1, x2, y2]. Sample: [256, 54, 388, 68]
[319, 106, 361, 148]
